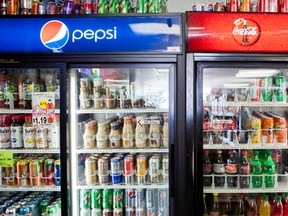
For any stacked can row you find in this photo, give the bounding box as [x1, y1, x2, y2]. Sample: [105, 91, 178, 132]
[0, 154, 61, 187]
[0, 191, 60, 216]
[0, 114, 60, 150]
[84, 153, 169, 185]
[79, 188, 169, 216]
[82, 114, 169, 150]
[0, 0, 168, 15]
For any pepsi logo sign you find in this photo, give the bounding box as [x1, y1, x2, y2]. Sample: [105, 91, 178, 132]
[40, 20, 69, 50]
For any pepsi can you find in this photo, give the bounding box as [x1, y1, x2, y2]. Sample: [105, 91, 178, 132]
[136, 208, 145, 216]
[126, 208, 135, 216]
[63, 0, 73, 14]
[147, 207, 156, 216]
[146, 189, 157, 208]
[158, 189, 168, 208]
[135, 189, 145, 208]
[125, 189, 135, 208]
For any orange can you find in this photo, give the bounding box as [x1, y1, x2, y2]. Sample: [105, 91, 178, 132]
[274, 116, 287, 144]
[29, 160, 41, 186]
[262, 117, 274, 144]
[17, 159, 29, 186]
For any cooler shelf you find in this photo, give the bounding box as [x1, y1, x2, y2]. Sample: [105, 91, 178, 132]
[76, 147, 169, 154]
[204, 187, 288, 194]
[0, 185, 61, 192]
[204, 102, 288, 107]
[0, 149, 61, 154]
[76, 181, 169, 190]
[75, 108, 169, 114]
[203, 144, 288, 149]
[0, 109, 60, 114]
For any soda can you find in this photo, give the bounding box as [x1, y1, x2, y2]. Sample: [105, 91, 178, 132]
[113, 208, 123, 216]
[98, 158, 109, 184]
[136, 155, 147, 184]
[147, 0, 159, 12]
[45, 205, 57, 215]
[146, 189, 157, 208]
[4, 200, 13, 208]
[136, 207, 145, 216]
[158, 189, 168, 208]
[37, 2, 45, 14]
[274, 76, 286, 101]
[0, 0, 7, 8]
[261, 77, 273, 102]
[162, 154, 169, 183]
[31, 0, 38, 14]
[159, 0, 167, 12]
[124, 155, 134, 184]
[113, 189, 124, 209]
[137, 0, 148, 12]
[85, 157, 97, 184]
[7, 0, 19, 14]
[82, 0, 92, 14]
[0, 7, 7, 15]
[80, 189, 91, 209]
[5, 206, 17, 214]
[80, 208, 91, 216]
[250, 79, 261, 102]
[43, 159, 54, 185]
[46, 1, 57, 14]
[248, 116, 261, 144]
[103, 189, 113, 209]
[157, 207, 168, 216]
[63, 0, 73, 14]
[20, 0, 31, 9]
[73, 2, 81, 14]
[125, 189, 135, 208]
[29, 159, 41, 186]
[40, 200, 50, 213]
[98, 0, 108, 13]
[149, 156, 160, 183]
[91, 208, 102, 216]
[147, 207, 156, 216]
[17, 159, 29, 186]
[102, 208, 113, 216]
[52, 201, 61, 215]
[125, 208, 135, 216]
[135, 189, 145, 208]
[109, 0, 119, 13]
[54, 159, 61, 186]
[91, 189, 102, 209]
[118, 0, 130, 13]
[110, 157, 121, 175]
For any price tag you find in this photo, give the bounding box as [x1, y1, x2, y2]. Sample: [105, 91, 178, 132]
[32, 92, 55, 126]
[0, 151, 13, 167]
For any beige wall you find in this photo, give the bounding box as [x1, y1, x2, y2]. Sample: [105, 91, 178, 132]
[167, 0, 194, 12]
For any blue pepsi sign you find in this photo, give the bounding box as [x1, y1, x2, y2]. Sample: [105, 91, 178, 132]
[0, 15, 182, 53]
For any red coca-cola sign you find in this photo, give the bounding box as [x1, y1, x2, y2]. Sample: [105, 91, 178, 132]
[232, 18, 260, 46]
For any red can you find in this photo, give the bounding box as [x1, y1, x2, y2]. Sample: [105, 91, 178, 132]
[7, 0, 19, 14]
[31, 0, 39, 14]
[46, 1, 58, 14]
[258, 0, 270, 12]
[281, 0, 288, 12]
[124, 155, 134, 176]
[229, 0, 238, 11]
[43, 159, 54, 185]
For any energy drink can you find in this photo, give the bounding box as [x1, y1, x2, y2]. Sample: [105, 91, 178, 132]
[54, 159, 61, 186]
[17, 159, 29, 186]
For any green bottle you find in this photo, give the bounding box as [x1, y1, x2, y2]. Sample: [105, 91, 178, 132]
[262, 150, 276, 188]
[251, 150, 262, 188]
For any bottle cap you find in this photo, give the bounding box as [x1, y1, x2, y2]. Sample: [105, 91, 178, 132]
[277, 196, 282, 200]
[12, 115, 19, 120]
[25, 115, 32, 120]
[213, 193, 219, 197]
[242, 150, 248, 155]
[263, 195, 269, 200]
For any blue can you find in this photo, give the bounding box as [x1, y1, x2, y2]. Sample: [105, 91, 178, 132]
[4, 200, 14, 207]
[54, 159, 61, 186]
[63, 0, 73, 14]
[0, 205, 6, 214]
[135, 189, 146, 208]
[19, 205, 31, 216]
[110, 157, 121, 175]
[111, 173, 122, 184]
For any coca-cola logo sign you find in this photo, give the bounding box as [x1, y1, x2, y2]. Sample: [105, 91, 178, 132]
[232, 18, 260, 46]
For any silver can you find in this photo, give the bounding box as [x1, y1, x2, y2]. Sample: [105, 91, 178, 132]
[135, 189, 145, 208]
[149, 156, 160, 183]
[125, 208, 135, 216]
[135, 207, 145, 216]
[20, 0, 31, 9]
[98, 158, 109, 184]
[146, 189, 157, 208]
[37, 2, 45, 14]
[158, 188, 168, 208]
[158, 207, 169, 216]
[147, 207, 156, 216]
[162, 154, 169, 183]
[125, 189, 135, 208]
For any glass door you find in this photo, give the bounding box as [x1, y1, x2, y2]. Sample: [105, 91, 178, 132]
[201, 66, 288, 215]
[0, 65, 64, 215]
[69, 64, 173, 216]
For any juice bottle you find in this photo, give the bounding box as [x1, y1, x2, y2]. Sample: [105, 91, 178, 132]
[210, 193, 220, 216]
[46, 98, 55, 124]
[23, 115, 35, 149]
[257, 194, 265, 209]
[47, 114, 60, 149]
[11, 115, 23, 149]
[262, 150, 275, 188]
[35, 125, 47, 149]
[251, 150, 262, 188]
[259, 194, 271, 216]
[245, 194, 258, 216]
[283, 193, 288, 216]
[272, 195, 283, 216]
[0, 115, 11, 148]
[270, 193, 278, 212]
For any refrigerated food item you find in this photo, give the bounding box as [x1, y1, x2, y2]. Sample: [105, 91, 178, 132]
[136, 155, 147, 184]
[83, 120, 97, 149]
[23, 115, 35, 149]
[123, 116, 134, 148]
[29, 159, 41, 186]
[124, 154, 134, 184]
[109, 122, 121, 148]
[213, 150, 225, 187]
[149, 116, 161, 148]
[54, 159, 61, 186]
[85, 157, 97, 185]
[11, 115, 23, 149]
[47, 114, 60, 149]
[239, 150, 250, 188]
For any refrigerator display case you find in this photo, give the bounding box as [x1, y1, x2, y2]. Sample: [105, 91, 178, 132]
[186, 12, 288, 216]
[0, 14, 186, 216]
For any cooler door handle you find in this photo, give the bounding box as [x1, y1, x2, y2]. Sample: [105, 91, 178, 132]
[169, 143, 175, 198]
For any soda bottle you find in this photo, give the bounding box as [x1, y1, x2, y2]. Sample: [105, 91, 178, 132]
[203, 150, 212, 186]
[210, 193, 220, 216]
[272, 195, 283, 216]
[23, 115, 35, 149]
[237, 195, 245, 216]
[244, 194, 258, 216]
[11, 115, 23, 149]
[213, 150, 225, 187]
[46, 98, 55, 124]
[0, 115, 11, 149]
[251, 150, 262, 188]
[226, 150, 238, 188]
[240, 150, 250, 188]
[262, 150, 275, 188]
[203, 194, 208, 216]
[259, 194, 271, 216]
[283, 193, 288, 216]
[223, 196, 233, 216]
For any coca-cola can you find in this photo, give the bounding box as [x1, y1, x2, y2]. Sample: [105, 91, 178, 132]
[46, 1, 57, 14]
[124, 155, 134, 184]
[92, 0, 98, 13]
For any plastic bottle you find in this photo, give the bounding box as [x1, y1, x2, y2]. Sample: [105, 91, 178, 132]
[46, 98, 55, 124]
[203, 150, 212, 187]
[23, 115, 35, 149]
[22, 74, 33, 109]
[35, 125, 47, 149]
[257, 194, 265, 209]
[283, 193, 288, 216]
[251, 150, 263, 188]
[47, 114, 60, 149]
[223, 196, 233, 216]
[203, 194, 208, 216]
[210, 193, 220, 216]
[259, 194, 271, 216]
[226, 150, 238, 188]
[270, 193, 278, 212]
[272, 195, 283, 216]
[237, 195, 245, 216]
[240, 150, 250, 188]
[214, 150, 225, 187]
[122, 116, 134, 148]
[245, 194, 258, 216]
[11, 115, 23, 149]
[0, 115, 11, 148]
[262, 150, 276, 188]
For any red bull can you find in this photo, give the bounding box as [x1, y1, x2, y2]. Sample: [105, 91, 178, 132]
[54, 159, 61, 186]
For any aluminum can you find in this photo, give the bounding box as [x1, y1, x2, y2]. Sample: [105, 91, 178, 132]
[118, 0, 130, 13]
[159, 0, 167, 12]
[149, 156, 160, 183]
[80, 208, 91, 216]
[110, 157, 121, 174]
[103, 189, 113, 209]
[63, 0, 73, 14]
[147, 207, 156, 216]
[158, 189, 168, 208]
[125, 189, 135, 208]
[92, 0, 98, 13]
[125, 208, 135, 216]
[43, 159, 54, 185]
[20, 0, 31, 9]
[40, 200, 50, 213]
[73, 2, 81, 14]
[46, 1, 57, 14]
[82, 0, 92, 14]
[85, 157, 97, 185]
[98, 0, 108, 13]
[52, 201, 61, 215]
[91, 189, 102, 209]
[204, 1, 213, 11]
[250, 79, 260, 102]
[113, 208, 123, 216]
[5, 206, 17, 214]
[261, 77, 273, 102]
[98, 158, 109, 184]
[30, 0, 38, 13]
[80, 189, 91, 209]
[4, 200, 13, 207]
[91, 208, 102, 216]
[274, 75, 286, 101]
[54, 159, 61, 186]
[102, 208, 113, 216]
[157, 207, 168, 216]
[124, 155, 134, 184]
[192, 3, 203, 11]
[137, 0, 147, 12]
[248, 116, 261, 144]
[29, 159, 41, 186]
[17, 159, 29, 186]
[136, 207, 145, 216]
[135, 189, 145, 208]
[113, 189, 124, 209]
[108, 0, 118, 13]
[37, 2, 45, 13]
[162, 154, 169, 183]
[136, 155, 147, 184]
[146, 189, 157, 208]
[45, 204, 57, 215]
[0, 8, 7, 15]
[7, 0, 19, 14]
[0, 0, 7, 8]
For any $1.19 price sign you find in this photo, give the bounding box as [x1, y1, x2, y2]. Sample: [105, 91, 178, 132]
[32, 92, 55, 126]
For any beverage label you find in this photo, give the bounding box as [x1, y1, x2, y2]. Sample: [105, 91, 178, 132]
[0, 126, 10, 148]
[240, 165, 250, 174]
[23, 126, 35, 148]
[11, 126, 23, 148]
[23, 83, 33, 100]
[210, 212, 220, 216]
[203, 164, 212, 174]
[47, 124, 60, 149]
[35, 127, 47, 148]
[213, 163, 225, 174]
[225, 164, 238, 174]
[252, 165, 262, 174]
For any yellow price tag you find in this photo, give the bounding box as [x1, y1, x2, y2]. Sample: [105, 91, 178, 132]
[39, 99, 48, 109]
